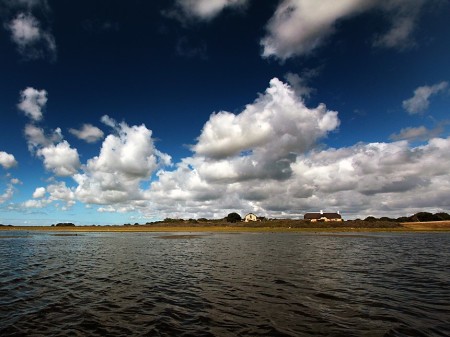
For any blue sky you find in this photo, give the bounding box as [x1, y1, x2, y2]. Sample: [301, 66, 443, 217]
[1, 0, 450, 225]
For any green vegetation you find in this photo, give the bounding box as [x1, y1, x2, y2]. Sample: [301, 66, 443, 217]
[137, 211, 450, 229]
[226, 212, 242, 223]
[363, 212, 450, 223]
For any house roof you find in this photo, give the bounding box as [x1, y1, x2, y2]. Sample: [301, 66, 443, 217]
[304, 212, 341, 220]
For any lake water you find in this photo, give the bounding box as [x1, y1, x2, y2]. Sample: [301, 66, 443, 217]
[0, 231, 449, 336]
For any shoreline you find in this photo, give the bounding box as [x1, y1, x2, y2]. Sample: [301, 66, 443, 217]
[1, 224, 450, 233]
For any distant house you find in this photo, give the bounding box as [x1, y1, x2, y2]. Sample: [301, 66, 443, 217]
[304, 210, 343, 222]
[244, 213, 258, 222]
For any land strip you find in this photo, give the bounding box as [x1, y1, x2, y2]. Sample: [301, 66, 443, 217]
[1, 221, 450, 233]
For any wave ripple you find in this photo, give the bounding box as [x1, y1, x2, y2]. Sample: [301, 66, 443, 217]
[1, 232, 449, 336]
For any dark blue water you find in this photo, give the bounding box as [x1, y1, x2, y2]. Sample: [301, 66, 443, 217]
[0, 231, 449, 336]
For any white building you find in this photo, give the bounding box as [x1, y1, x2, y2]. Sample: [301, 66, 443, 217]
[244, 213, 258, 222]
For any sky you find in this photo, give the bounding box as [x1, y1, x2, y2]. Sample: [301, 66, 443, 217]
[1, 0, 450, 225]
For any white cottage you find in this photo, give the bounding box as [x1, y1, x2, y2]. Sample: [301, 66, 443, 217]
[244, 213, 258, 222]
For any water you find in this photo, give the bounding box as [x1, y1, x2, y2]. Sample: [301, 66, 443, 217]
[0, 231, 449, 336]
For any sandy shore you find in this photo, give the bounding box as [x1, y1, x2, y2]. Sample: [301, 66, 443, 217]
[398, 221, 450, 231]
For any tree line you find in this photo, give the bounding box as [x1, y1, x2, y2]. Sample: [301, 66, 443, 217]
[361, 212, 450, 223]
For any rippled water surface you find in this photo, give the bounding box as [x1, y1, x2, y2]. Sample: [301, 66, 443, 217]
[1, 231, 449, 336]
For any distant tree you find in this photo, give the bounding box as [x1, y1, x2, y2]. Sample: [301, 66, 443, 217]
[364, 216, 377, 222]
[413, 212, 436, 222]
[435, 212, 450, 221]
[55, 223, 75, 227]
[164, 218, 183, 223]
[226, 212, 242, 223]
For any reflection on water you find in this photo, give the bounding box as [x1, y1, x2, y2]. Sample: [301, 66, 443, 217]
[0, 232, 449, 336]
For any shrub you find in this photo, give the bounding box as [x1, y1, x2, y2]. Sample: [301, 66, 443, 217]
[226, 212, 242, 223]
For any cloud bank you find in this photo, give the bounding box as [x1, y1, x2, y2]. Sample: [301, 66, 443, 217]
[146, 78, 450, 219]
[15, 79, 450, 220]
[150, 135, 450, 220]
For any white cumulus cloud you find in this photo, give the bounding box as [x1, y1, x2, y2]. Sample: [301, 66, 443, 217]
[194, 78, 338, 159]
[37, 141, 81, 177]
[0, 151, 18, 169]
[23, 181, 75, 210]
[402, 81, 449, 114]
[69, 124, 104, 143]
[32, 187, 46, 198]
[73, 116, 171, 205]
[47, 181, 75, 206]
[18, 87, 48, 122]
